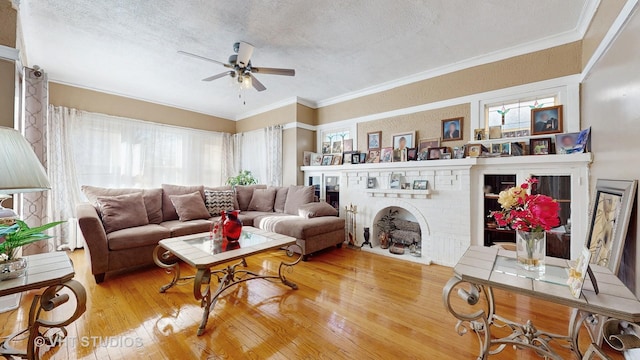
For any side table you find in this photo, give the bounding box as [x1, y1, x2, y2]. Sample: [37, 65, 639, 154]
[0, 251, 86, 360]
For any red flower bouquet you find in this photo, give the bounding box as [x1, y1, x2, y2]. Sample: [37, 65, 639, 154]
[491, 178, 560, 232]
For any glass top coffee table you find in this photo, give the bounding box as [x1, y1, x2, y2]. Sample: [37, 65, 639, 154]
[153, 226, 301, 335]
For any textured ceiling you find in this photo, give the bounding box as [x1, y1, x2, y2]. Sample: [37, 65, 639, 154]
[18, 0, 591, 120]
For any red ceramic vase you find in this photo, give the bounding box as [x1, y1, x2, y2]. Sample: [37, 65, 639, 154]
[223, 210, 242, 242]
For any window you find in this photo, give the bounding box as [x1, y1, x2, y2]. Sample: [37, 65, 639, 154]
[320, 129, 351, 154]
[486, 96, 556, 131]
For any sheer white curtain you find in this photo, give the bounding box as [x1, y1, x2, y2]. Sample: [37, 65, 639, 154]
[232, 125, 282, 186]
[70, 110, 228, 188]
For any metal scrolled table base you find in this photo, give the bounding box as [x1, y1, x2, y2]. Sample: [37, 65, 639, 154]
[153, 243, 303, 336]
[443, 276, 581, 360]
[0, 280, 87, 360]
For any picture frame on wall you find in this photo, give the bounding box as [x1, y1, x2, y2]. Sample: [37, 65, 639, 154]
[474, 129, 486, 141]
[529, 138, 552, 155]
[555, 127, 591, 154]
[389, 173, 402, 189]
[531, 105, 563, 135]
[351, 152, 361, 164]
[367, 177, 377, 189]
[407, 148, 418, 161]
[303, 151, 313, 166]
[442, 117, 463, 142]
[367, 149, 380, 163]
[322, 142, 331, 154]
[342, 151, 355, 164]
[418, 138, 440, 160]
[321, 155, 333, 166]
[331, 140, 343, 154]
[380, 147, 393, 163]
[392, 131, 415, 154]
[331, 155, 342, 165]
[367, 131, 382, 150]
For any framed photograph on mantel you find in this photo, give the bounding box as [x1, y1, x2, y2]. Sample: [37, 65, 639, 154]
[531, 105, 563, 135]
[367, 131, 382, 151]
[392, 132, 415, 153]
[442, 117, 463, 142]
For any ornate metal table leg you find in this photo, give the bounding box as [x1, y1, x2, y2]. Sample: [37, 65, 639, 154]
[0, 279, 87, 360]
[279, 244, 303, 289]
[153, 245, 181, 293]
[193, 267, 213, 336]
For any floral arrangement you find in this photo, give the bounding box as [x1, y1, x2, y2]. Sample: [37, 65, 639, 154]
[0, 220, 64, 261]
[491, 178, 560, 232]
[226, 170, 258, 186]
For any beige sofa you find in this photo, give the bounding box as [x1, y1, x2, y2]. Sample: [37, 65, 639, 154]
[77, 184, 344, 283]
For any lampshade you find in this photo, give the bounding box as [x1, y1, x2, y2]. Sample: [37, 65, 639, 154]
[0, 126, 50, 194]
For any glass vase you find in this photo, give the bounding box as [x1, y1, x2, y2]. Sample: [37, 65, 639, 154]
[516, 230, 546, 271]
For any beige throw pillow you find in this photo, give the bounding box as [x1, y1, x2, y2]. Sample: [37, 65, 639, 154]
[248, 188, 277, 212]
[96, 192, 149, 233]
[169, 191, 211, 222]
[161, 184, 205, 221]
[235, 185, 267, 211]
[298, 202, 339, 218]
[82, 185, 163, 224]
[273, 186, 289, 213]
[284, 185, 315, 215]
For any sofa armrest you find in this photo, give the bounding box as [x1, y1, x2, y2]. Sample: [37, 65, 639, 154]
[76, 202, 109, 275]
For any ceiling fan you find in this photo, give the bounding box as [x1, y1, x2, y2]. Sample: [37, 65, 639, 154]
[178, 41, 295, 92]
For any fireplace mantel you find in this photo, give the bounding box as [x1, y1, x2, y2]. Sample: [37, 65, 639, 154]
[302, 153, 593, 266]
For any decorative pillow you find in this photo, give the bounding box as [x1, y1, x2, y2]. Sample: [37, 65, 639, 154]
[204, 189, 236, 216]
[161, 184, 205, 221]
[205, 185, 239, 210]
[96, 192, 149, 233]
[82, 185, 163, 224]
[273, 186, 289, 213]
[284, 185, 315, 215]
[298, 202, 339, 218]
[169, 191, 211, 222]
[235, 185, 267, 211]
[248, 188, 277, 212]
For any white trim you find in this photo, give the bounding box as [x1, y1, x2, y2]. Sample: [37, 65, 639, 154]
[296, 97, 316, 109]
[0, 45, 19, 62]
[47, 79, 237, 120]
[315, 74, 581, 132]
[316, 31, 587, 108]
[282, 122, 316, 131]
[581, 0, 639, 81]
[235, 96, 299, 120]
[576, 0, 602, 37]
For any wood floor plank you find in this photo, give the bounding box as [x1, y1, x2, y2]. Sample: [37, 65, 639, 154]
[0, 247, 625, 359]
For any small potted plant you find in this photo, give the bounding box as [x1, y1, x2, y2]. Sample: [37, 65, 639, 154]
[226, 170, 258, 186]
[376, 209, 398, 249]
[0, 220, 64, 280]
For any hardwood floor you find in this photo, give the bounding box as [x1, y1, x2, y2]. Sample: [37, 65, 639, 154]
[0, 247, 623, 359]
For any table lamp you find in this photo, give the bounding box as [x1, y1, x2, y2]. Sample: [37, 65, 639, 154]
[0, 126, 51, 221]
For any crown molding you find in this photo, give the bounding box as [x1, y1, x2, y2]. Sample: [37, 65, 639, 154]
[581, 0, 639, 81]
[48, 79, 237, 120]
[282, 121, 316, 131]
[576, 0, 602, 38]
[0, 45, 19, 62]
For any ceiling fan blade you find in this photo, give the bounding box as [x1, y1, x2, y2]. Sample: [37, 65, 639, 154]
[178, 50, 231, 68]
[252, 67, 295, 76]
[236, 41, 254, 68]
[248, 73, 266, 92]
[202, 71, 233, 82]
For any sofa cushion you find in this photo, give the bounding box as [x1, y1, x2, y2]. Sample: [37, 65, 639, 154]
[204, 189, 236, 216]
[248, 188, 277, 212]
[161, 184, 205, 221]
[237, 211, 275, 227]
[96, 192, 149, 234]
[273, 186, 289, 213]
[298, 202, 338, 218]
[255, 215, 345, 239]
[283, 185, 315, 215]
[170, 191, 211, 221]
[159, 219, 212, 237]
[235, 185, 267, 211]
[107, 224, 171, 251]
[82, 185, 163, 224]
[205, 185, 239, 210]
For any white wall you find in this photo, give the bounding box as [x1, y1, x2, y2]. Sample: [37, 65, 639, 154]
[581, 4, 640, 294]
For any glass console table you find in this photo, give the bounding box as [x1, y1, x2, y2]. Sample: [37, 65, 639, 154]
[443, 246, 640, 359]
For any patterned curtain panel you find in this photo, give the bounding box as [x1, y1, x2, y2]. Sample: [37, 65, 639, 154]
[20, 68, 52, 255]
[265, 125, 283, 186]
